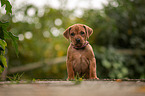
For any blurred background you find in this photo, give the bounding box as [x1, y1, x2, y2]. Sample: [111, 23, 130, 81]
[0, 0, 145, 80]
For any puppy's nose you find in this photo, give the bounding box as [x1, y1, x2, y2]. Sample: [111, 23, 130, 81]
[76, 38, 80, 43]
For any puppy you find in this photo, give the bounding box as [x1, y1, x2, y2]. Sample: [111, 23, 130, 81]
[63, 24, 99, 80]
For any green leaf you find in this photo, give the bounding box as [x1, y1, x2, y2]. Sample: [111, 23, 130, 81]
[0, 0, 12, 14]
[5, 0, 12, 14]
[0, 22, 9, 40]
[0, 55, 7, 67]
[0, 27, 4, 39]
[0, 21, 9, 33]
[1, 0, 6, 7]
[0, 22, 18, 56]
[0, 39, 7, 49]
[0, 66, 4, 73]
[0, 46, 4, 52]
[4, 31, 19, 56]
[0, 39, 7, 55]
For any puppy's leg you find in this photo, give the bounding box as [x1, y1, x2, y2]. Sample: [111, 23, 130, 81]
[66, 60, 75, 80]
[89, 57, 99, 79]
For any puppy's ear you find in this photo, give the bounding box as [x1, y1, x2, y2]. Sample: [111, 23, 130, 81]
[63, 27, 71, 40]
[83, 25, 93, 39]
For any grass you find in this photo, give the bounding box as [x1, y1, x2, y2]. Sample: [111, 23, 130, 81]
[72, 73, 85, 85]
[7, 72, 24, 84]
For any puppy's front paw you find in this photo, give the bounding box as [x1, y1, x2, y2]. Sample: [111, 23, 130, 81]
[67, 77, 75, 81]
[90, 77, 99, 80]
[96, 77, 99, 80]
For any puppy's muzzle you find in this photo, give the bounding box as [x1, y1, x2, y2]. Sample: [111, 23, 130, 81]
[76, 38, 80, 43]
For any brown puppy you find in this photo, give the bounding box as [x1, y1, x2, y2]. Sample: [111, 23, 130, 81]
[63, 24, 99, 80]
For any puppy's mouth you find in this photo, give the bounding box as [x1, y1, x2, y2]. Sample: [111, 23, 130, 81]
[71, 41, 89, 49]
[75, 43, 83, 47]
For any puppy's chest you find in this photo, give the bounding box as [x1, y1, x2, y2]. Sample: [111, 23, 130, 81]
[72, 52, 89, 72]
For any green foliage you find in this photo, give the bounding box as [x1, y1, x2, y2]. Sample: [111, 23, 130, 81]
[0, 39, 7, 54]
[0, 39, 7, 73]
[7, 72, 24, 83]
[0, 21, 9, 39]
[5, 31, 19, 56]
[72, 73, 84, 85]
[32, 78, 36, 82]
[1, 0, 12, 14]
[95, 47, 128, 78]
[0, 0, 19, 73]
[0, 21, 19, 56]
[79, 0, 145, 79]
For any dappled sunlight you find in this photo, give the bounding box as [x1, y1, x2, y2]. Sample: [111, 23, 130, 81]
[54, 18, 62, 26]
[25, 32, 33, 39]
[18, 34, 24, 41]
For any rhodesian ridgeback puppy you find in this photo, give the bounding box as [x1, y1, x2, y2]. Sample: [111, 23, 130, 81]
[63, 24, 99, 80]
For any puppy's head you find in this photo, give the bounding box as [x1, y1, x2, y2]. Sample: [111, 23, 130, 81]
[63, 24, 93, 47]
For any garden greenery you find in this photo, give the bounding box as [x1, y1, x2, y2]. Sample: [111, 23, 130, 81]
[0, 0, 18, 73]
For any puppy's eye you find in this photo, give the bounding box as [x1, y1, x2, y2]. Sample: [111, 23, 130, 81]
[81, 31, 85, 35]
[70, 33, 75, 36]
